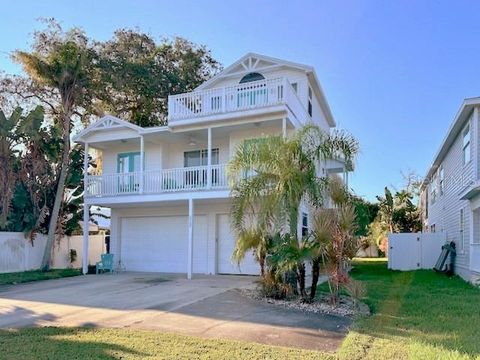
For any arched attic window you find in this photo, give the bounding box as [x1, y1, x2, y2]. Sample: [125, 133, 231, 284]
[239, 72, 265, 83]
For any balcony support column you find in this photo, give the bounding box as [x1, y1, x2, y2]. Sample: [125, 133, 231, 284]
[140, 135, 144, 194]
[187, 198, 194, 279]
[82, 142, 89, 275]
[207, 127, 212, 189]
[282, 117, 287, 138]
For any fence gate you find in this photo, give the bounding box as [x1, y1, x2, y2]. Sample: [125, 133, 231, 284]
[388, 233, 445, 271]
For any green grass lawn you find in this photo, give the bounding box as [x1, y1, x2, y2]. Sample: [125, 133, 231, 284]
[337, 259, 480, 360]
[0, 268, 81, 285]
[0, 260, 479, 359]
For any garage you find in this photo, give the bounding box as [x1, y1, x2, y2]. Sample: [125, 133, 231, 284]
[217, 214, 259, 275]
[120, 215, 208, 273]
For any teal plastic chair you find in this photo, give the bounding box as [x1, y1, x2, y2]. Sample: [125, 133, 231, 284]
[96, 253, 114, 274]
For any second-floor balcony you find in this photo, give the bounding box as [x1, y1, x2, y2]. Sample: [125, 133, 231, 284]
[168, 77, 307, 124]
[86, 164, 228, 198]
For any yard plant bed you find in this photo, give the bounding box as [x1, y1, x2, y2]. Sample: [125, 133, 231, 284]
[0, 269, 81, 285]
[240, 288, 370, 317]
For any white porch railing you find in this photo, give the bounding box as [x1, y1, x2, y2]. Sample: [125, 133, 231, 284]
[86, 164, 228, 197]
[168, 78, 286, 121]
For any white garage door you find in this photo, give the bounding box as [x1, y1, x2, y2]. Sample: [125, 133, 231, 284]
[217, 214, 259, 275]
[121, 215, 208, 273]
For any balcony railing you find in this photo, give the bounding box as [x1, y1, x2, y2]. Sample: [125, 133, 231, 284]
[168, 78, 287, 122]
[86, 164, 228, 197]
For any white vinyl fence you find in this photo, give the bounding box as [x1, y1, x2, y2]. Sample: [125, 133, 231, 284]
[388, 233, 445, 271]
[0, 232, 105, 273]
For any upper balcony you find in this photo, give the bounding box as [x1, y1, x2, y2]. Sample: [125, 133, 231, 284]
[167, 77, 309, 126]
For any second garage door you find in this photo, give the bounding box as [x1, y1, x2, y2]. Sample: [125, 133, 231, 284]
[120, 215, 208, 273]
[217, 214, 259, 275]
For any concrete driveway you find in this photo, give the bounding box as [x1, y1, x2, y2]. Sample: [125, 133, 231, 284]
[0, 273, 351, 351]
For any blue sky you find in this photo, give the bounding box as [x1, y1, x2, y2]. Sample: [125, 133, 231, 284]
[1, 0, 480, 201]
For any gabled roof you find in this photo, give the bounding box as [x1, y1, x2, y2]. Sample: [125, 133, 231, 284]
[73, 115, 143, 143]
[421, 97, 480, 190]
[196, 52, 313, 90]
[197, 53, 336, 127]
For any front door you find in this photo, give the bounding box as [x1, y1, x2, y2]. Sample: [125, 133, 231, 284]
[117, 152, 141, 193]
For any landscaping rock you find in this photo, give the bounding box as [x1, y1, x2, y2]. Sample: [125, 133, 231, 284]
[239, 288, 370, 318]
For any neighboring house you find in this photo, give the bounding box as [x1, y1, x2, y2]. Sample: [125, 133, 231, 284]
[420, 97, 480, 283]
[74, 53, 349, 277]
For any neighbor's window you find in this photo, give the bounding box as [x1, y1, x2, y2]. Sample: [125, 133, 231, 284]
[439, 167, 444, 195]
[430, 178, 437, 204]
[308, 87, 313, 117]
[301, 212, 309, 237]
[460, 209, 465, 253]
[463, 124, 471, 165]
[430, 224, 436, 233]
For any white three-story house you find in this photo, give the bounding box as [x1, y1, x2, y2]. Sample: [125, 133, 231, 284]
[74, 53, 349, 277]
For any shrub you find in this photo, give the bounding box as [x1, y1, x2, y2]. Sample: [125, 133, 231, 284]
[259, 273, 293, 299]
[343, 279, 367, 309]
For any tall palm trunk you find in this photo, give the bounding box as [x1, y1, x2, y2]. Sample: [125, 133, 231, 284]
[310, 258, 321, 300]
[41, 110, 71, 271]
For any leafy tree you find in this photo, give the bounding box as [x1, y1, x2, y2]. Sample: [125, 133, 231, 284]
[350, 194, 379, 237]
[92, 30, 221, 126]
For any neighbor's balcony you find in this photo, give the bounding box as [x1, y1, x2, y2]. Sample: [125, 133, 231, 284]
[168, 77, 307, 123]
[86, 164, 228, 197]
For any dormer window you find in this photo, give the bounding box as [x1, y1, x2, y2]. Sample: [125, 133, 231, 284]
[239, 72, 265, 83]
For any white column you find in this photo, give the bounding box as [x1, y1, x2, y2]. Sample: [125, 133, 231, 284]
[82, 142, 89, 275]
[282, 118, 287, 138]
[187, 198, 194, 279]
[140, 135, 144, 194]
[207, 127, 212, 189]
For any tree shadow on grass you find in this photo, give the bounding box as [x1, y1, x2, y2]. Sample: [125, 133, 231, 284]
[0, 327, 146, 360]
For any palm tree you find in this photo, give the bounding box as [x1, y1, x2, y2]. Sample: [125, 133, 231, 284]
[14, 40, 91, 270]
[228, 125, 358, 294]
[311, 176, 358, 305]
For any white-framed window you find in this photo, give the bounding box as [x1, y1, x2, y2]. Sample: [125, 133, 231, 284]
[463, 124, 471, 165]
[301, 212, 309, 237]
[460, 208, 465, 253]
[439, 167, 444, 195]
[430, 224, 436, 233]
[308, 87, 313, 117]
[184, 148, 219, 167]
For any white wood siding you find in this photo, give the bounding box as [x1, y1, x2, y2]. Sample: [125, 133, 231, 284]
[425, 110, 476, 278]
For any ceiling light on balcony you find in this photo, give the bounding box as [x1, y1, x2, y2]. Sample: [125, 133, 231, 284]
[188, 137, 197, 146]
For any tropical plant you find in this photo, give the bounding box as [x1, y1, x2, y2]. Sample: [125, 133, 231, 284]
[343, 279, 367, 309]
[13, 28, 92, 270]
[0, 107, 22, 226]
[228, 125, 358, 297]
[311, 176, 359, 305]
